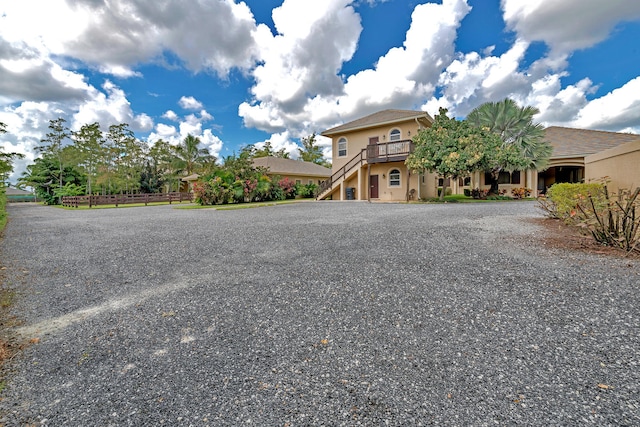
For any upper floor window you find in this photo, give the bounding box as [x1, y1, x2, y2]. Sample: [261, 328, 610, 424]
[338, 137, 347, 157]
[389, 169, 401, 187]
[389, 129, 401, 141]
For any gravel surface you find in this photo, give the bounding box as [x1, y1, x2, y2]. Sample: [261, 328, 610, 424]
[0, 201, 638, 426]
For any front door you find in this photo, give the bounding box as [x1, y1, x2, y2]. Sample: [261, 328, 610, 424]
[370, 174, 379, 199]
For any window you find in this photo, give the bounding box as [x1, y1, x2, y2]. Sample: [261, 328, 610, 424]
[484, 171, 521, 184]
[389, 129, 401, 141]
[458, 176, 471, 187]
[308, 180, 313, 185]
[438, 177, 450, 187]
[338, 137, 347, 157]
[295, 180, 301, 185]
[389, 169, 401, 187]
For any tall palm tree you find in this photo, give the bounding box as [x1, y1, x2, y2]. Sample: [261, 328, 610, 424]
[467, 98, 552, 192]
[175, 134, 213, 176]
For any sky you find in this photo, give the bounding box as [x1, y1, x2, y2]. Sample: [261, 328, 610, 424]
[1, 0, 640, 184]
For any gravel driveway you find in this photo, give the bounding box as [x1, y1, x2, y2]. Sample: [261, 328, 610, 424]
[0, 201, 638, 426]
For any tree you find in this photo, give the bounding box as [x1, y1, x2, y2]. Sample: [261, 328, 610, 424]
[37, 118, 70, 201]
[298, 133, 330, 167]
[175, 134, 214, 176]
[73, 122, 105, 195]
[466, 98, 552, 193]
[253, 140, 289, 159]
[19, 156, 85, 204]
[406, 108, 504, 201]
[105, 123, 144, 193]
[0, 122, 25, 186]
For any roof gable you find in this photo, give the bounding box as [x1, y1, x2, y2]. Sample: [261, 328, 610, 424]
[321, 109, 433, 136]
[545, 126, 640, 158]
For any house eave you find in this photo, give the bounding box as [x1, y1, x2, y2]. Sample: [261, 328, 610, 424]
[321, 113, 432, 137]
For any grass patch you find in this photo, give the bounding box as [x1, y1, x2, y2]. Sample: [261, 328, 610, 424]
[176, 199, 310, 210]
[56, 201, 194, 210]
[419, 194, 536, 203]
[0, 290, 14, 309]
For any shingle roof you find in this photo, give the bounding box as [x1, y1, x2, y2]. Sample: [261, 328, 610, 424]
[545, 126, 640, 158]
[252, 156, 331, 177]
[321, 109, 433, 136]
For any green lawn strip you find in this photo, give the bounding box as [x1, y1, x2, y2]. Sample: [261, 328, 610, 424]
[417, 195, 535, 203]
[177, 199, 314, 210]
[55, 201, 195, 210]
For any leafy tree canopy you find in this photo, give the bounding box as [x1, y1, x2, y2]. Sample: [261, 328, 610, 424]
[406, 108, 506, 200]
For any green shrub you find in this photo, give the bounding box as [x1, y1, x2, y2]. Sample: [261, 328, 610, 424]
[463, 188, 471, 197]
[545, 182, 605, 222]
[295, 183, 318, 198]
[0, 188, 6, 231]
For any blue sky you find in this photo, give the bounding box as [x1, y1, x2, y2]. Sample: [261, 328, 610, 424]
[1, 0, 640, 183]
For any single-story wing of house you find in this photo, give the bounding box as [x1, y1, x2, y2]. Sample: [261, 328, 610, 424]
[317, 109, 640, 201]
[252, 156, 331, 186]
[179, 157, 332, 191]
[4, 186, 36, 202]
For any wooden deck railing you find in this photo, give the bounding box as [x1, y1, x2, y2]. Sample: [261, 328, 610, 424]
[62, 192, 193, 208]
[366, 139, 414, 163]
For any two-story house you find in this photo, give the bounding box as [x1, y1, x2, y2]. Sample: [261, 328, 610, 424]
[318, 109, 640, 201]
[318, 109, 436, 201]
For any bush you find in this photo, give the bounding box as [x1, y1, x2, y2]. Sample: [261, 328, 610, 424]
[295, 183, 318, 198]
[511, 187, 532, 199]
[0, 188, 6, 231]
[463, 188, 471, 197]
[470, 188, 489, 199]
[544, 182, 605, 221]
[576, 187, 640, 254]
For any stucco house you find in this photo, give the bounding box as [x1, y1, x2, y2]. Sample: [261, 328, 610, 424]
[318, 109, 640, 201]
[252, 156, 331, 186]
[318, 109, 435, 201]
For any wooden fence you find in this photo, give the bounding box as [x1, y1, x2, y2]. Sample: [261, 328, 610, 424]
[62, 192, 193, 208]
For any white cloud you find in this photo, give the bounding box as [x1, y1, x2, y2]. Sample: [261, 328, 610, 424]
[178, 96, 204, 111]
[502, 0, 640, 53]
[240, 0, 471, 135]
[0, 0, 264, 77]
[72, 80, 154, 132]
[147, 110, 224, 159]
[571, 77, 640, 133]
[162, 110, 179, 121]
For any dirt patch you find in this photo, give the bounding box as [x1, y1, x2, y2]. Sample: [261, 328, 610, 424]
[530, 216, 640, 260]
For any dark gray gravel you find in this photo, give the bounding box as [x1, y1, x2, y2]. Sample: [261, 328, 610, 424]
[0, 201, 638, 426]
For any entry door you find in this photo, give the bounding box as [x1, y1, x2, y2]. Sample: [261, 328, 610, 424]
[368, 136, 379, 158]
[370, 174, 379, 199]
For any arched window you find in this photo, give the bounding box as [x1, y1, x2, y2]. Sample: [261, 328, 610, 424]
[337, 137, 347, 157]
[389, 129, 401, 141]
[389, 169, 401, 187]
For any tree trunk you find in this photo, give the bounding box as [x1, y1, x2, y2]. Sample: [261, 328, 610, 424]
[439, 182, 447, 201]
[489, 170, 500, 195]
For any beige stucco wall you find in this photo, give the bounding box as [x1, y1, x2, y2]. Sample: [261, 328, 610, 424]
[268, 173, 328, 186]
[585, 141, 640, 192]
[331, 121, 424, 172]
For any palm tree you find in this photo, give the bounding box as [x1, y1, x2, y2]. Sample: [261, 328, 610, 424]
[467, 98, 552, 193]
[175, 134, 213, 176]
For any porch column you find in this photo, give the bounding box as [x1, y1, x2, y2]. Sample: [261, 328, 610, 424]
[357, 167, 363, 200]
[338, 181, 344, 201]
[367, 163, 371, 202]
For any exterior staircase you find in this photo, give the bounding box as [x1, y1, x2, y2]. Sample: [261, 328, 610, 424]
[316, 149, 366, 200]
